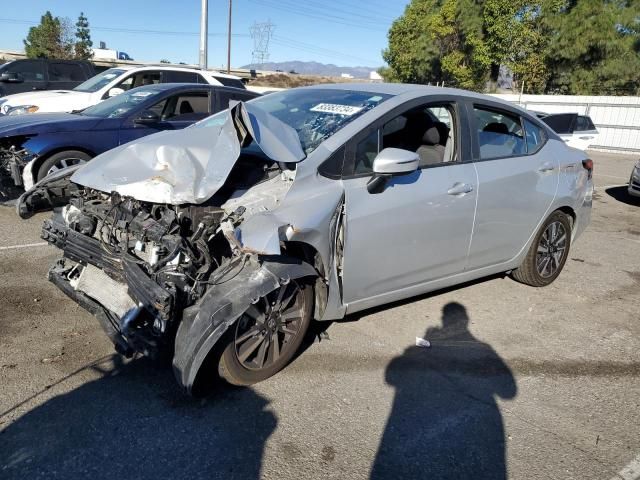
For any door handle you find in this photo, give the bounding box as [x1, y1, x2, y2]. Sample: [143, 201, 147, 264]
[447, 182, 473, 195]
[579, 136, 594, 140]
[538, 162, 555, 173]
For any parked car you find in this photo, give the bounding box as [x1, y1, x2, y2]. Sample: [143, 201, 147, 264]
[19, 84, 593, 392]
[0, 83, 258, 190]
[537, 112, 599, 151]
[629, 159, 640, 198]
[0, 65, 246, 116]
[0, 59, 95, 98]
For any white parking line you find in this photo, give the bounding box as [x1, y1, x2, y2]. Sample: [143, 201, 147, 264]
[0, 242, 48, 251]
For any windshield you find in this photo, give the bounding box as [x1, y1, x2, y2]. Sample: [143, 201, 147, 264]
[73, 68, 126, 93]
[81, 88, 161, 118]
[196, 88, 392, 154]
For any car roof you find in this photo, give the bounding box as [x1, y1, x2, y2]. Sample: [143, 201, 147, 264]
[112, 64, 242, 79]
[298, 82, 530, 113]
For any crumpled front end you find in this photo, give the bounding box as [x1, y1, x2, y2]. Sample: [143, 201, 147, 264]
[33, 100, 321, 392]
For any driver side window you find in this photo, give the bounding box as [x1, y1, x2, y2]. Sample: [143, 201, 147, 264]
[352, 102, 457, 175]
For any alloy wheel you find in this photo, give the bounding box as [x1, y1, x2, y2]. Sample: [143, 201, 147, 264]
[233, 281, 306, 371]
[536, 221, 567, 278]
[46, 157, 87, 176]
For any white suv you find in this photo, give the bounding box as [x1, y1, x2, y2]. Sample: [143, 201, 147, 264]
[0, 66, 245, 115]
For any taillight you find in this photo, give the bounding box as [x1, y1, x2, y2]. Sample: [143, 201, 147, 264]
[582, 159, 593, 179]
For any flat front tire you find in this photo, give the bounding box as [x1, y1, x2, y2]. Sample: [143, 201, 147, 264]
[511, 211, 572, 287]
[218, 280, 313, 386]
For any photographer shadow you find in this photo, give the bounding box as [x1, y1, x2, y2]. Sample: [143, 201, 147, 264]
[371, 302, 517, 480]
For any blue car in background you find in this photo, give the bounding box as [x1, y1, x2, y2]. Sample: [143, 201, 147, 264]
[0, 83, 259, 190]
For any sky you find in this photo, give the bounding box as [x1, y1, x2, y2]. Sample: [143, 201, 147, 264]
[0, 0, 409, 68]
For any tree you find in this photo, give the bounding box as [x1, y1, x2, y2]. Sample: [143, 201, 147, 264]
[382, 0, 492, 90]
[74, 12, 93, 60]
[160, 59, 171, 64]
[24, 11, 74, 59]
[381, 0, 639, 94]
[546, 0, 640, 94]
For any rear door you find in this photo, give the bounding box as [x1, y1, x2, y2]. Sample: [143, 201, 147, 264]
[569, 115, 598, 150]
[466, 103, 559, 270]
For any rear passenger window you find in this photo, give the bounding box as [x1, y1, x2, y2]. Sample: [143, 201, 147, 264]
[48, 63, 85, 81]
[524, 119, 546, 154]
[575, 116, 596, 131]
[212, 76, 246, 89]
[474, 106, 525, 159]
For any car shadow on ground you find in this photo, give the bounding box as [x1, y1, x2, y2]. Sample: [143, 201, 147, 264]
[370, 302, 517, 480]
[606, 186, 640, 207]
[0, 355, 277, 480]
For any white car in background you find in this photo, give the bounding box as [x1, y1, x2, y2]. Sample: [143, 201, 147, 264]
[0, 66, 246, 116]
[536, 112, 599, 151]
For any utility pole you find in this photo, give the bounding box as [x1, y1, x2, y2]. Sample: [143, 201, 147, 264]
[227, 0, 232, 73]
[199, 0, 208, 69]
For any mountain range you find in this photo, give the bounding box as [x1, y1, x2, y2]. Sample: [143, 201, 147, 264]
[241, 61, 379, 78]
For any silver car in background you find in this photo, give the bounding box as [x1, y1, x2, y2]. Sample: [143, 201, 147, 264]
[20, 84, 593, 391]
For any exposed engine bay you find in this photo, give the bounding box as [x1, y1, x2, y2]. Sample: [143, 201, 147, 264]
[37, 147, 320, 391]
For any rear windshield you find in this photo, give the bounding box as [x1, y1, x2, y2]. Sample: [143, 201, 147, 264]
[73, 68, 125, 93]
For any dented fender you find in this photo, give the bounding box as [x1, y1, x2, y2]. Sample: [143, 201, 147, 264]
[172, 255, 317, 393]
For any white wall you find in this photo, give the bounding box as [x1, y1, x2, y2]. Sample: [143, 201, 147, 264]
[492, 94, 640, 154]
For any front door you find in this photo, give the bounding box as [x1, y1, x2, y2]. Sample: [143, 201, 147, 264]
[340, 101, 477, 309]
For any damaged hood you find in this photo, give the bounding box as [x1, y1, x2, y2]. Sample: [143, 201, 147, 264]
[70, 101, 305, 205]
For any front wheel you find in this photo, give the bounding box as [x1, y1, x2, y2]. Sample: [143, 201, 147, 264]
[36, 150, 91, 181]
[218, 280, 313, 386]
[511, 211, 572, 287]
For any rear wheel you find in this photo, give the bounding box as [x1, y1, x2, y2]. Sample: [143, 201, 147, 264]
[218, 280, 313, 386]
[36, 150, 91, 181]
[511, 211, 571, 287]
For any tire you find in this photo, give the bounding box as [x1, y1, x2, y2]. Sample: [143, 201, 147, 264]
[218, 280, 313, 386]
[511, 211, 572, 287]
[36, 150, 91, 181]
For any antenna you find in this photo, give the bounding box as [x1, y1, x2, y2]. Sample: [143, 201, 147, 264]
[250, 21, 275, 69]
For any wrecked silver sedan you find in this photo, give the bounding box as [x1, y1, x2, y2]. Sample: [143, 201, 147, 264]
[19, 84, 592, 392]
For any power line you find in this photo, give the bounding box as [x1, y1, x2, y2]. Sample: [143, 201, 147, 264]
[0, 17, 249, 38]
[272, 35, 379, 65]
[246, 0, 388, 30]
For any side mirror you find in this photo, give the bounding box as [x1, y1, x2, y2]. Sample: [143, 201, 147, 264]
[372, 148, 419, 175]
[0, 72, 23, 83]
[367, 148, 419, 194]
[107, 87, 125, 98]
[134, 110, 160, 124]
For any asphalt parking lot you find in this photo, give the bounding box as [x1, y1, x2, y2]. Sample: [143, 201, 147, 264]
[1, 151, 639, 480]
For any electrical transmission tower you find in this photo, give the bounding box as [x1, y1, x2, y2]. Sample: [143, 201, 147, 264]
[250, 21, 275, 68]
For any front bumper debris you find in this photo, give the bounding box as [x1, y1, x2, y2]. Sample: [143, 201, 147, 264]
[42, 219, 174, 355]
[0, 147, 34, 186]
